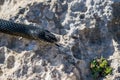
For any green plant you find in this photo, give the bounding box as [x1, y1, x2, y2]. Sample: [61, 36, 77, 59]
[90, 57, 112, 79]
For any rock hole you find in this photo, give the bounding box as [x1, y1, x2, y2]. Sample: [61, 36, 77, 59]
[0, 0, 4, 5]
[0, 48, 5, 64]
[7, 56, 15, 69]
[71, 43, 81, 59]
[18, 8, 25, 14]
[80, 14, 85, 19]
[115, 32, 120, 42]
[118, 66, 120, 73]
[21, 65, 28, 76]
[0, 68, 3, 76]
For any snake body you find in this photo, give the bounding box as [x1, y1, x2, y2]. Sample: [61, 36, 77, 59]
[0, 19, 57, 43]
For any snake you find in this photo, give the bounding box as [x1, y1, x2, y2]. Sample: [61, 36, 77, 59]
[0, 19, 58, 43]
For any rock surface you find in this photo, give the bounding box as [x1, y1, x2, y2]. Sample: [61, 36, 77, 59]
[0, 0, 119, 80]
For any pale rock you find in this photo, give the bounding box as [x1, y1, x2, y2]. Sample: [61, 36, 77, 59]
[0, 0, 119, 80]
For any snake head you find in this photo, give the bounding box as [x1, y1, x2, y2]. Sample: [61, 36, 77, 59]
[38, 30, 58, 43]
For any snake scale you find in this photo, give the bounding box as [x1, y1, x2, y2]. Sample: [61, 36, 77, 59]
[0, 19, 58, 43]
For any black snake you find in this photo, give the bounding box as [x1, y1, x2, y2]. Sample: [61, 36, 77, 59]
[0, 19, 58, 43]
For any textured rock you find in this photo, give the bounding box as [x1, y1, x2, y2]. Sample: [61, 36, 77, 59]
[0, 0, 119, 80]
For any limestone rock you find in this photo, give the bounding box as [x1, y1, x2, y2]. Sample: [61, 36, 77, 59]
[0, 0, 119, 80]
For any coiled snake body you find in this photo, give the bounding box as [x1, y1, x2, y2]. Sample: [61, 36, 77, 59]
[0, 19, 58, 43]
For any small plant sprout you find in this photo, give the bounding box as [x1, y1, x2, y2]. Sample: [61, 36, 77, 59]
[90, 57, 112, 79]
